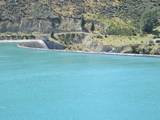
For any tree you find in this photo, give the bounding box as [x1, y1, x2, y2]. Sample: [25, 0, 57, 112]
[140, 8, 160, 34]
[81, 16, 86, 31]
[51, 32, 54, 38]
[90, 21, 95, 32]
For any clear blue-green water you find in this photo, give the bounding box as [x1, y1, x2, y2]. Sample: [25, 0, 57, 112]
[0, 43, 160, 120]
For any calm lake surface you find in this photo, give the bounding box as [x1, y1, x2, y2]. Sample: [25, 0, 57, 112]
[0, 43, 160, 120]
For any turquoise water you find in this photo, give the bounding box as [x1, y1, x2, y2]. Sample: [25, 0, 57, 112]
[0, 43, 160, 120]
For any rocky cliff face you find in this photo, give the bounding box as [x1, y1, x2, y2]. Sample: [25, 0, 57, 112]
[0, 0, 81, 33]
[0, 0, 61, 33]
[0, 17, 61, 33]
[0, 0, 115, 33]
[0, 0, 159, 33]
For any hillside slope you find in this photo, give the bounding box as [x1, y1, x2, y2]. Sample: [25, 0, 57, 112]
[0, 0, 159, 34]
[0, 0, 126, 33]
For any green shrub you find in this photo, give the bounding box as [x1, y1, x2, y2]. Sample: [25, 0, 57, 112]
[81, 16, 86, 31]
[90, 21, 95, 32]
[140, 8, 160, 34]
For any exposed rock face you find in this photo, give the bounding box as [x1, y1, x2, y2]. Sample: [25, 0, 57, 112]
[18, 39, 66, 50]
[54, 32, 88, 45]
[0, 35, 36, 40]
[150, 47, 160, 55]
[0, 1, 61, 33]
[101, 45, 113, 52]
[18, 18, 58, 33]
[0, 14, 81, 33]
[110, 44, 160, 55]
[43, 39, 66, 50]
[120, 46, 133, 53]
[58, 17, 81, 32]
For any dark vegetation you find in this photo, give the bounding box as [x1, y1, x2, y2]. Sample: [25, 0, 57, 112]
[117, 0, 160, 35]
[81, 16, 86, 31]
[90, 21, 95, 32]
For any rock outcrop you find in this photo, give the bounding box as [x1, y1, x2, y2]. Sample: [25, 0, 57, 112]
[43, 39, 66, 50]
[18, 39, 66, 50]
[0, 35, 36, 40]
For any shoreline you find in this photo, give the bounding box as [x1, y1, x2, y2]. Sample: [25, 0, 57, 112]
[1, 40, 160, 58]
[16, 41, 160, 58]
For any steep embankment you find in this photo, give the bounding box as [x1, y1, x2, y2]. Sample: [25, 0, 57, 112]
[0, 0, 121, 33]
[0, 0, 159, 34]
[0, 0, 59, 33]
[0, 0, 79, 33]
